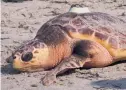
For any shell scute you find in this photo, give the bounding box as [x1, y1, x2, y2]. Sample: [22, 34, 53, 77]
[63, 25, 76, 33]
[51, 19, 69, 25]
[95, 32, 108, 41]
[78, 27, 94, 35]
[71, 17, 86, 28]
[109, 37, 118, 48]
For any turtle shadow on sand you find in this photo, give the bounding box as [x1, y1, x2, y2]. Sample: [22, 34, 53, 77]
[91, 78, 126, 89]
[1, 64, 21, 75]
[1, 56, 21, 75]
[109, 60, 126, 66]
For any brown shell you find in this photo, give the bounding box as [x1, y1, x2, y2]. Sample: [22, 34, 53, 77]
[36, 12, 126, 49]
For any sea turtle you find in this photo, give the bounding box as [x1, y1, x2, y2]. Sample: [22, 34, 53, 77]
[7, 6, 126, 86]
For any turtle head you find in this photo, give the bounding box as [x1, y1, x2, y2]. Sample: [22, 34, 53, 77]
[7, 39, 49, 72]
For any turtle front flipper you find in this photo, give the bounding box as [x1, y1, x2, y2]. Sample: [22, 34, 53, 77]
[42, 55, 88, 86]
[41, 40, 113, 86]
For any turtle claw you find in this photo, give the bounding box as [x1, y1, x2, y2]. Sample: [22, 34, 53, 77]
[41, 73, 57, 86]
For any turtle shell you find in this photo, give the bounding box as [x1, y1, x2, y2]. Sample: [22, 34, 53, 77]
[35, 12, 126, 49]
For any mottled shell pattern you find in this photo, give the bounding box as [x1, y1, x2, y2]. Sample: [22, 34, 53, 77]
[36, 12, 126, 50]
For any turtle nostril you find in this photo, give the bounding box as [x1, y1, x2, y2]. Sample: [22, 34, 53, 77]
[21, 52, 33, 62]
[13, 56, 16, 59]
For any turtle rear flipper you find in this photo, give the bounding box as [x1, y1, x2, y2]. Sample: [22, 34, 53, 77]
[42, 40, 113, 86]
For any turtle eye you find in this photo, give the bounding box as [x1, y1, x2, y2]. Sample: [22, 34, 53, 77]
[21, 52, 33, 62]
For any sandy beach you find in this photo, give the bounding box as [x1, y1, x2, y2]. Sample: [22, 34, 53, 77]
[1, 0, 126, 90]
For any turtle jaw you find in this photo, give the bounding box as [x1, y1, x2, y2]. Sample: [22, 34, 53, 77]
[12, 58, 45, 72]
[13, 59, 44, 72]
[12, 56, 32, 71]
[12, 58, 30, 71]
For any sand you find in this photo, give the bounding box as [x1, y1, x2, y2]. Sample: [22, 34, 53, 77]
[1, 0, 126, 90]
